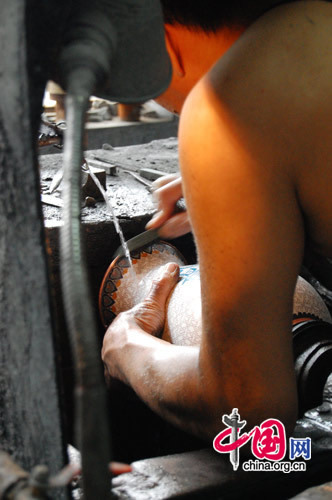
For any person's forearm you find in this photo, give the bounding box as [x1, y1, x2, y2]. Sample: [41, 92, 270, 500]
[103, 324, 214, 440]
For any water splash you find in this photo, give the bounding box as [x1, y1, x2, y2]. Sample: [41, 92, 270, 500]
[87, 166, 133, 267]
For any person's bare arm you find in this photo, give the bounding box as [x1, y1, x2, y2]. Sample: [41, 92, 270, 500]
[102, 9, 315, 439]
[103, 72, 302, 438]
[178, 78, 304, 435]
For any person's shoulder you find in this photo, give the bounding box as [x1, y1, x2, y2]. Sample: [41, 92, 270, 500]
[248, 0, 332, 69]
[191, 1, 331, 165]
[209, 1, 331, 98]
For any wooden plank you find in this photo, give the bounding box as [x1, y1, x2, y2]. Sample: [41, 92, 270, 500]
[0, 2, 67, 498]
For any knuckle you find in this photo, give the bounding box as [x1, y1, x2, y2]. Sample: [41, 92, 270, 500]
[150, 277, 169, 295]
[158, 189, 170, 206]
[132, 303, 146, 317]
[134, 298, 156, 316]
[131, 300, 164, 336]
[151, 277, 162, 290]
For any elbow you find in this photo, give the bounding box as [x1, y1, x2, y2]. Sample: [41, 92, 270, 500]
[197, 381, 298, 444]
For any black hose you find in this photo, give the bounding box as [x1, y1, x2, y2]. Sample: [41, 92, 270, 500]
[60, 92, 112, 499]
[58, 2, 171, 496]
[58, 2, 116, 496]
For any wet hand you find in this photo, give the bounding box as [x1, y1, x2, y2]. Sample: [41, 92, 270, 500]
[146, 174, 191, 239]
[102, 262, 179, 384]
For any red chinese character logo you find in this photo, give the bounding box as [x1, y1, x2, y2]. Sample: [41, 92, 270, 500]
[213, 409, 287, 470]
[251, 419, 286, 461]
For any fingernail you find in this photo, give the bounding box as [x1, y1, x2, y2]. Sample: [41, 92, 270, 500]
[146, 212, 161, 230]
[145, 216, 156, 229]
[165, 262, 178, 277]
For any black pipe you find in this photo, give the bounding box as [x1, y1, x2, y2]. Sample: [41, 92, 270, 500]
[61, 92, 112, 499]
[59, 2, 116, 498]
[58, 2, 171, 496]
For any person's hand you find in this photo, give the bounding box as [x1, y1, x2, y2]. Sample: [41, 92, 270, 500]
[146, 174, 191, 239]
[102, 262, 179, 384]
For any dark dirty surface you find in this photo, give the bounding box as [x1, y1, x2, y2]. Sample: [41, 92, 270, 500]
[68, 391, 332, 499]
[0, 2, 66, 497]
[40, 137, 180, 224]
[291, 482, 332, 499]
[68, 384, 332, 500]
[108, 382, 332, 500]
[111, 448, 332, 500]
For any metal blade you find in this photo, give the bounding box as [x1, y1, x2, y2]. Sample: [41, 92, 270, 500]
[113, 228, 160, 258]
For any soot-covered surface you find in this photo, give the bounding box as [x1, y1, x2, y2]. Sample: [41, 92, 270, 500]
[40, 137, 180, 225]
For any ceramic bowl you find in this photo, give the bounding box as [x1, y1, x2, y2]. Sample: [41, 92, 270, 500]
[99, 241, 185, 327]
[293, 276, 331, 325]
[99, 242, 331, 347]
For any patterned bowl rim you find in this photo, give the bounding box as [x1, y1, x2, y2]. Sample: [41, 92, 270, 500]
[99, 240, 186, 328]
